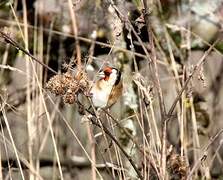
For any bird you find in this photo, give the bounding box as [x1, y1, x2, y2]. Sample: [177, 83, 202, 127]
[90, 66, 123, 108]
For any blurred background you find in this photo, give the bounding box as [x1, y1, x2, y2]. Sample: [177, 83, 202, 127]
[0, 0, 223, 179]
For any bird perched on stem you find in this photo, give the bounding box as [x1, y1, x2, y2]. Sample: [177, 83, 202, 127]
[90, 66, 123, 108]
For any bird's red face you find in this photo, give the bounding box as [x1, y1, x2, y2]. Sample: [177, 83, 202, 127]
[91, 66, 123, 108]
[100, 67, 113, 81]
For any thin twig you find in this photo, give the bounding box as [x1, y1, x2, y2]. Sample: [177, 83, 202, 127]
[90, 116, 144, 180]
[142, 1, 167, 179]
[86, 122, 97, 180]
[67, 0, 82, 70]
[0, 30, 57, 75]
[166, 39, 219, 121]
[1, 109, 25, 180]
[1, 157, 127, 172]
[78, 100, 144, 179]
[0, 129, 44, 180]
[102, 109, 160, 177]
[187, 128, 223, 179]
[108, 0, 152, 63]
[0, 19, 168, 65]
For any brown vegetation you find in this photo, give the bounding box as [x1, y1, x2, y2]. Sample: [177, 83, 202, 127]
[0, 0, 223, 179]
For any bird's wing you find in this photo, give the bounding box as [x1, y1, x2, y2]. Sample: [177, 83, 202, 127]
[107, 81, 123, 107]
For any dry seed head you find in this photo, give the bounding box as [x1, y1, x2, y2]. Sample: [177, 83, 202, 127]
[167, 150, 188, 180]
[46, 74, 67, 95]
[46, 70, 90, 104]
[63, 92, 76, 104]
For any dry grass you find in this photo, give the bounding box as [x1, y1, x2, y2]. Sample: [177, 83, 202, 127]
[0, 0, 223, 179]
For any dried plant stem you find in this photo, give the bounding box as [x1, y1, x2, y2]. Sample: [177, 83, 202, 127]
[21, 1, 35, 180]
[30, 71, 64, 179]
[166, 39, 219, 121]
[0, 43, 9, 78]
[106, 115, 125, 179]
[38, 93, 64, 179]
[2, 114, 19, 180]
[90, 117, 144, 180]
[142, 1, 167, 179]
[0, 132, 3, 180]
[9, 3, 25, 41]
[0, 30, 57, 75]
[84, 102, 144, 179]
[109, 0, 152, 64]
[0, 20, 161, 63]
[86, 122, 97, 180]
[180, 70, 187, 157]
[150, 30, 167, 179]
[67, 0, 82, 69]
[47, 95, 103, 179]
[187, 128, 223, 179]
[1, 109, 25, 180]
[35, 5, 44, 177]
[98, 117, 117, 178]
[106, 2, 163, 177]
[103, 109, 159, 176]
[0, 128, 44, 180]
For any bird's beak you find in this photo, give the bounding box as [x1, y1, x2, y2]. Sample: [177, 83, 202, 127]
[98, 71, 105, 78]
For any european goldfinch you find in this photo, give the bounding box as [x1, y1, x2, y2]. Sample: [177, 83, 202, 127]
[90, 66, 123, 108]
